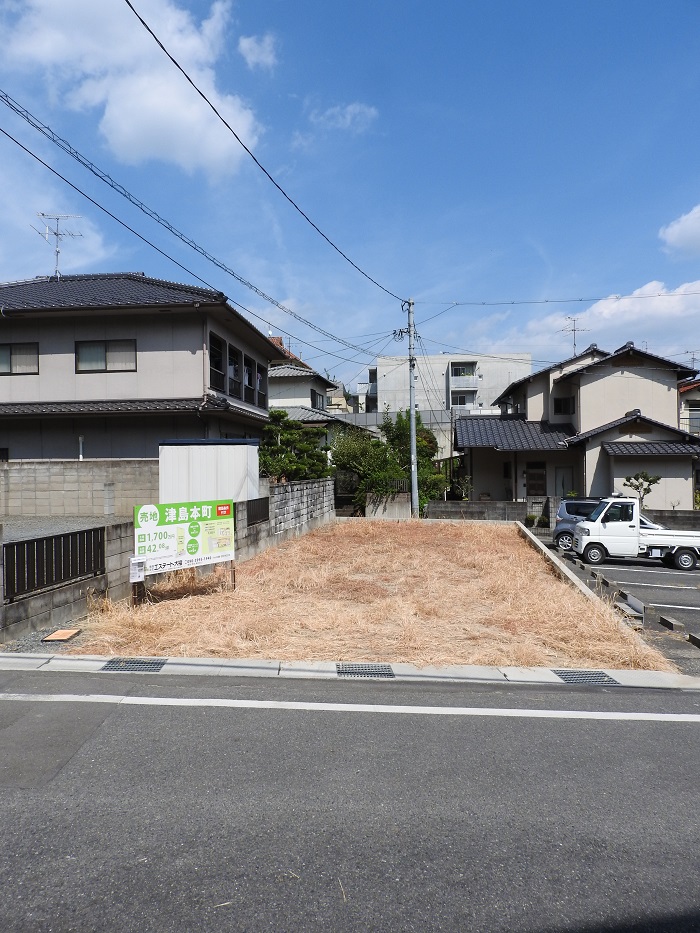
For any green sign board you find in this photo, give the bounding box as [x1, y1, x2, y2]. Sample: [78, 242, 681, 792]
[134, 500, 235, 576]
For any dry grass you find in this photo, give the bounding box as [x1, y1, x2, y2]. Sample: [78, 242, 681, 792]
[73, 521, 674, 671]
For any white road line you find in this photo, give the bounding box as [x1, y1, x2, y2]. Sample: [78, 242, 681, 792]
[650, 604, 700, 611]
[2, 692, 700, 723]
[611, 582, 695, 589]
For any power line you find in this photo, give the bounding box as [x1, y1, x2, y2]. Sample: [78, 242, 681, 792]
[0, 90, 392, 358]
[0, 124, 383, 369]
[121, 0, 404, 304]
[416, 290, 700, 324]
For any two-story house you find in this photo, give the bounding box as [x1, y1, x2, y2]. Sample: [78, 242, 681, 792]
[454, 342, 700, 509]
[0, 272, 287, 458]
[267, 360, 353, 444]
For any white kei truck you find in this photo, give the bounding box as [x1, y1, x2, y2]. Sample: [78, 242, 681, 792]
[572, 497, 700, 571]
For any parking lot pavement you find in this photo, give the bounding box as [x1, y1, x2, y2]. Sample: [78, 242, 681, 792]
[551, 546, 700, 673]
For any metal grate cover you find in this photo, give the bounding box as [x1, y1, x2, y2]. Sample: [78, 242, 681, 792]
[553, 669, 619, 686]
[336, 662, 395, 679]
[102, 657, 167, 673]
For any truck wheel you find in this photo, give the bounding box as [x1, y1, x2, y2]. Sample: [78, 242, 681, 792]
[555, 532, 574, 551]
[583, 543, 606, 566]
[673, 549, 697, 572]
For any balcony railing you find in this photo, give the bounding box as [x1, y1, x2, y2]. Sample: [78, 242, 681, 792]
[680, 416, 700, 435]
[449, 375, 478, 390]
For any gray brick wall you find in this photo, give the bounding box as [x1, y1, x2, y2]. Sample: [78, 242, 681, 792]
[0, 460, 159, 518]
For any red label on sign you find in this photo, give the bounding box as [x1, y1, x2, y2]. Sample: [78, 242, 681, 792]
[217, 504, 231, 516]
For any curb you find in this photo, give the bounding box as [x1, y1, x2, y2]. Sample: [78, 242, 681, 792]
[1, 652, 699, 690]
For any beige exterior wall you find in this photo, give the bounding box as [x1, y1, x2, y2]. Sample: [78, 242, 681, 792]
[610, 458, 693, 510]
[0, 314, 205, 402]
[575, 364, 679, 434]
[268, 374, 330, 409]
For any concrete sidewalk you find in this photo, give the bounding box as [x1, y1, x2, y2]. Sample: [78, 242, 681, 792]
[1, 652, 699, 690]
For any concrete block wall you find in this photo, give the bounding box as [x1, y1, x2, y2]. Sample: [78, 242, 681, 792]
[0, 460, 159, 518]
[270, 478, 335, 536]
[0, 521, 134, 644]
[0, 481, 336, 642]
[425, 500, 528, 521]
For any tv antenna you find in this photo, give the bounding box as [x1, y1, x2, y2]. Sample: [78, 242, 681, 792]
[31, 212, 82, 277]
[562, 315, 590, 355]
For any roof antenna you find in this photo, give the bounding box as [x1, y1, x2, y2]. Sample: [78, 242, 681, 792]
[31, 212, 82, 278]
[562, 315, 590, 355]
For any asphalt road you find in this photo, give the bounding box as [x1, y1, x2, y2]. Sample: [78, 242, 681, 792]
[3, 670, 700, 933]
[557, 549, 700, 635]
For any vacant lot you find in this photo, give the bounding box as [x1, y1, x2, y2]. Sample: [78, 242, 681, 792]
[72, 520, 672, 671]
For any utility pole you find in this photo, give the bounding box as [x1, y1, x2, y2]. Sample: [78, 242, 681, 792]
[407, 299, 419, 517]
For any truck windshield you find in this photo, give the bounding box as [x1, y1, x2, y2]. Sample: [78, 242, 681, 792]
[587, 502, 609, 522]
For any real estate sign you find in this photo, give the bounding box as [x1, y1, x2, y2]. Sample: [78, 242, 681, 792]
[134, 500, 235, 576]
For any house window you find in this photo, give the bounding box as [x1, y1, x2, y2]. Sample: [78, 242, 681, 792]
[243, 355, 255, 405]
[451, 391, 476, 407]
[257, 365, 267, 409]
[208, 333, 225, 391]
[228, 345, 242, 399]
[0, 342, 39, 375]
[553, 396, 575, 415]
[76, 340, 136, 372]
[451, 362, 475, 377]
[311, 388, 326, 411]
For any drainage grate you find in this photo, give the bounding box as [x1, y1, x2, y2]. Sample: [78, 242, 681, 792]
[336, 662, 395, 679]
[553, 669, 619, 686]
[102, 657, 168, 673]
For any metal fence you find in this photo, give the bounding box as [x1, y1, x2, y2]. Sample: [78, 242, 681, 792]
[242, 496, 270, 526]
[3, 528, 105, 602]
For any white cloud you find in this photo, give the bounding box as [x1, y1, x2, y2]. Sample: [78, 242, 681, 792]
[310, 102, 378, 134]
[467, 279, 700, 366]
[1, 0, 260, 178]
[238, 34, 277, 72]
[659, 204, 700, 256]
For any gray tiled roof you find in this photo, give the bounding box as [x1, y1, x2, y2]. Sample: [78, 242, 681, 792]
[603, 441, 700, 457]
[0, 398, 204, 416]
[492, 345, 610, 405]
[0, 273, 225, 311]
[454, 416, 575, 451]
[0, 394, 269, 422]
[268, 364, 335, 387]
[271, 405, 347, 425]
[554, 345, 697, 383]
[567, 413, 698, 445]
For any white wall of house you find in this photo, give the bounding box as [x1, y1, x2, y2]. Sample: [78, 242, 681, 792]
[610, 458, 693, 510]
[371, 353, 530, 414]
[574, 364, 679, 434]
[268, 374, 329, 409]
[0, 314, 205, 402]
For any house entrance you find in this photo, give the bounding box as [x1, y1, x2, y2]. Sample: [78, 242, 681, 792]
[555, 466, 574, 498]
[525, 461, 546, 497]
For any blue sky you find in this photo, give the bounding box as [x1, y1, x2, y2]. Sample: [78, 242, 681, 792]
[1, 0, 700, 389]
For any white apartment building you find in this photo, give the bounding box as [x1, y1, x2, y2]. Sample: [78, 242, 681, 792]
[350, 352, 531, 458]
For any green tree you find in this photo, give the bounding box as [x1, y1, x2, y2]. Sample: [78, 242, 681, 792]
[623, 470, 661, 509]
[330, 411, 446, 514]
[259, 409, 331, 482]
